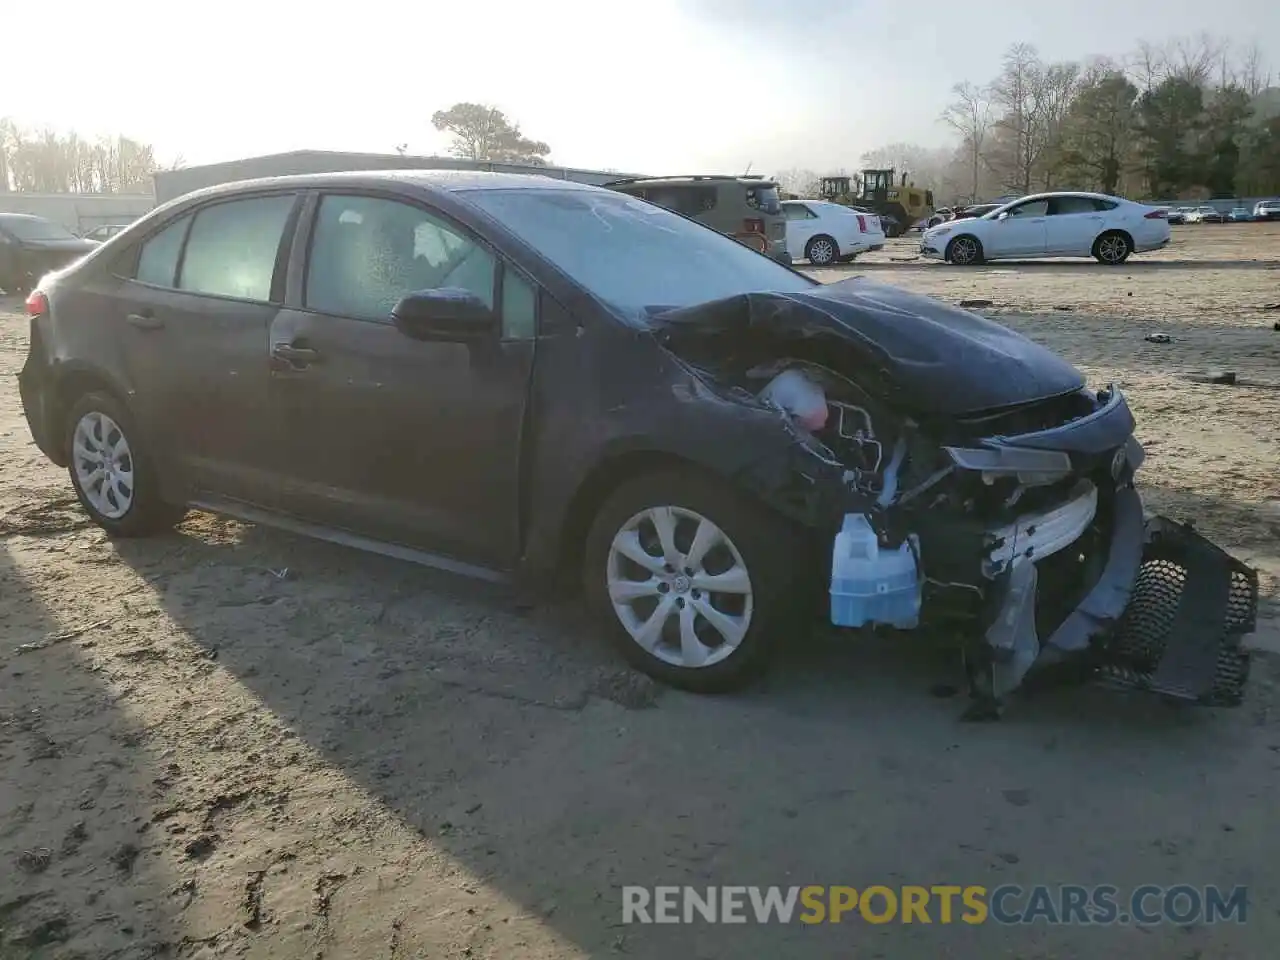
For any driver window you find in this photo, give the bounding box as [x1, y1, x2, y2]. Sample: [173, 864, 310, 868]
[306, 195, 496, 321]
[1007, 199, 1049, 218]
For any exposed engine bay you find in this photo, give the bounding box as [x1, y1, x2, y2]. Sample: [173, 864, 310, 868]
[650, 278, 1258, 718]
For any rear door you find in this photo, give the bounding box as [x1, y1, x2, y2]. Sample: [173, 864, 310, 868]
[265, 190, 537, 567]
[108, 192, 300, 505]
[1045, 195, 1105, 255]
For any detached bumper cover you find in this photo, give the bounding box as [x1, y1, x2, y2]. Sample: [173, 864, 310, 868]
[983, 485, 1257, 705]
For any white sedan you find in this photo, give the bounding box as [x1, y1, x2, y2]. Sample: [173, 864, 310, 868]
[919, 192, 1171, 266]
[782, 200, 887, 266]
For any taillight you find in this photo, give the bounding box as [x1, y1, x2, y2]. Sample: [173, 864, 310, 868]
[743, 218, 765, 234]
[1145, 209, 1167, 219]
[857, 214, 867, 233]
[24, 290, 49, 317]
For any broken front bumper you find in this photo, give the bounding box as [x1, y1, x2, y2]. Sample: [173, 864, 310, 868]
[983, 484, 1258, 706]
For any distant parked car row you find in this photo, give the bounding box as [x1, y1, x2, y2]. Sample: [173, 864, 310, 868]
[1166, 201, 1280, 224]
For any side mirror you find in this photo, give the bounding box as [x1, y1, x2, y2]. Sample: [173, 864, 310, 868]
[391, 288, 498, 343]
[997, 211, 1010, 221]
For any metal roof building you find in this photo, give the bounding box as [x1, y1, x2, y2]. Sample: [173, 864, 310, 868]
[153, 150, 642, 204]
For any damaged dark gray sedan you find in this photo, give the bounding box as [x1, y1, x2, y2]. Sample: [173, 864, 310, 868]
[18, 171, 1258, 715]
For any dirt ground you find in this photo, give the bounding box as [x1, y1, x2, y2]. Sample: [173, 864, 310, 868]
[2, 223, 1279, 959]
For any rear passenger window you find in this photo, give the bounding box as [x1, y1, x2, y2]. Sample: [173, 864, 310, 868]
[1093, 199, 1118, 211]
[177, 195, 295, 302]
[134, 215, 191, 287]
[1051, 196, 1101, 215]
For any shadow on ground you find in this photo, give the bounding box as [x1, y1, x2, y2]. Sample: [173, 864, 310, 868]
[99, 510, 1280, 959]
[1, 540, 180, 957]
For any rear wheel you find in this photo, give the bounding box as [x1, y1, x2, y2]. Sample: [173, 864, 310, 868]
[805, 235, 838, 266]
[1093, 231, 1132, 265]
[583, 468, 810, 693]
[65, 392, 185, 537]
[946, 235, 984, 266]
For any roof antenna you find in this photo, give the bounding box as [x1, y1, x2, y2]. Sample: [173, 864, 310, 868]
[742, 161, 753, 176]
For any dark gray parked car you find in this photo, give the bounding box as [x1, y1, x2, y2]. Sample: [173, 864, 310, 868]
[0, 213, 98, 294]
[18, 171, 1256, 716]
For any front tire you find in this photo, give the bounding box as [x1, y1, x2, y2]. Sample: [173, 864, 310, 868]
[583, 468, 810, 693]
[1093, 231, 1132, 264]
[946, 235, 984, 266]
[805, 235, 839, 266]
[65, 392, 185, 537]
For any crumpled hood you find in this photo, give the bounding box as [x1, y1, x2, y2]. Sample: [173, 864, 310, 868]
[648, 276, 1086, 416]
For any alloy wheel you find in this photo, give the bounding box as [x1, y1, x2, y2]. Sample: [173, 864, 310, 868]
[950, 237, 978, 264]
[72, 411, 135, 519]
[809, 238, 836, 265]
[606, 506, 754, 669]
[1098, 235, 1128, 263]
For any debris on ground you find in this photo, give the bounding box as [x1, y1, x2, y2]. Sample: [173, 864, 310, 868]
[1145, 333, 1175, 344]
[959, 299, 994, 308]
[16, 848, 53, 874]
[1263, 302, 1280, 310]
[1209, 371, 1239, 385]
[1053, 305, 1074, 311]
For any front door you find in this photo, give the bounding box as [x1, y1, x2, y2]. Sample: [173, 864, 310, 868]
[109, 192, 299, 506]
[267, 192, 537, 568]
[988, 198, 1049, 257]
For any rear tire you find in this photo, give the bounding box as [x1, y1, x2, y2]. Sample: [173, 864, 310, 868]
[1093, 231, 1132, 264]
[583, 468, 811, 693]
[65, 391, 185, 537]
[805, 235, 839, 266]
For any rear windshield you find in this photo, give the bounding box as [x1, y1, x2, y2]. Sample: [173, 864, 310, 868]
[746, 183, 781, 216]
[1, 216, 79, 242]
[460, 188, 814, 323]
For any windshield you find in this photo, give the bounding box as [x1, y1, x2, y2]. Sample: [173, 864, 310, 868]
[1, 216, 79, 242]
[459, 188, 815, 322]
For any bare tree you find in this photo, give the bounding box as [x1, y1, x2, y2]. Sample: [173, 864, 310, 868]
[774, 167, 823, 197]
[1232, 41, 1272, 97]
[986, 44, 1050, 193]
[941, 82, 992, 202]
[1031, 61, 1082, 189]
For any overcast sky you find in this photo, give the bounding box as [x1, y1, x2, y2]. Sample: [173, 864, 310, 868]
[6, 0, 1277, 176]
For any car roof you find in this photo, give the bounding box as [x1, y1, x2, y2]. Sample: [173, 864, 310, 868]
[604, 175, 778, 188]
[1011, 191, 1129, 203]
[0, 212, 57, 223]
[167, 169, 607, 206]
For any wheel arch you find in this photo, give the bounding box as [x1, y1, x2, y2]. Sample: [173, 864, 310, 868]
[804, 233, 839, 262]
[554, 443, 811, 593]
[557, 449, 717, 587]
[1094, 227, 1134, 250]
[945, 233, 983, 263]
[45, 362, 134, 468]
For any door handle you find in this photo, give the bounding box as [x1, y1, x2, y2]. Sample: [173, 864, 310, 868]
[127, 312, 165, 330]
[271, 342, 320, 367]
